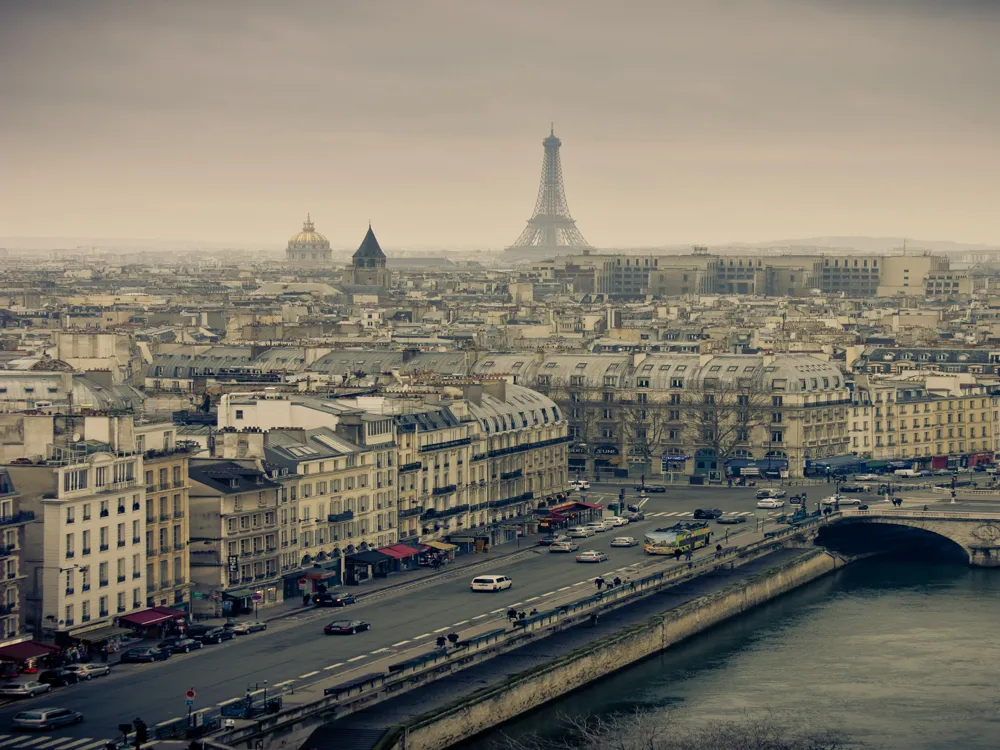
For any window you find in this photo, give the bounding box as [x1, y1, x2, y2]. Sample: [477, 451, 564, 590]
[771, 430, 784, 443]
[235, 410, 244, 420]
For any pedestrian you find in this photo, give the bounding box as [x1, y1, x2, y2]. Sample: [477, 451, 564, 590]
[595, 576, 605, 591]
[589, 613, 599, 627]
[685, 550, 693, 561]
[436, 635, 448, 649]
[529, 608, 538, 616]
[725, 530, 729, 542]
[447, 632, 460, 646]
[613, 577, 622, 587]
[302, 592, 311, 606]
[674, 549, 683, 561]
[518, 610, 526, 622]
[507, 607, 517, 623]
[627, 577, 635, 591]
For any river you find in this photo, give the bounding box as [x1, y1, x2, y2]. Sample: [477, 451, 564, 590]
[469, 554, 1000, 749]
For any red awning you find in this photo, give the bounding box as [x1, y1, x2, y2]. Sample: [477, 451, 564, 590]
[544, 512, 567, 521]
[576, 502, 604, 510]
[119, 606, 187, 627]
[305, 569, 338, 581]
[377, 543, 422, 560]
[0, 641, 60, 662]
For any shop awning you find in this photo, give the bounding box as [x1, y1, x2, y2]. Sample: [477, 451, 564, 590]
[377, 544, 421, 560]
[119, 607, 186, 627]
[0, 641, 60, 662]
[577, 502, 604, 510]
[424, 540, 458, 552]
[345, 550, 392, 566]
[305, 569, 338, 581]
[223, 588, 255, 600]
[75, 626, 133, 644]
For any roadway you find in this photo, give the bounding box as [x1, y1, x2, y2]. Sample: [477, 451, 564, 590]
[0, 480, 941, 748]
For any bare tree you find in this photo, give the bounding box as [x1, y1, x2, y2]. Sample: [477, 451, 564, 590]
[544, 376, 605, 480]
[493, 709, 862, 750]
[680, 372, 771, 469]
[619, 400, 673, 475]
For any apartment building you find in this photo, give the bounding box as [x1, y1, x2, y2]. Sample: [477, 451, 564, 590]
[136, 421, 191, 611]
[0, 471, 29, 645]
[9, 448, 147, 645]
[188, 459, 283, 618]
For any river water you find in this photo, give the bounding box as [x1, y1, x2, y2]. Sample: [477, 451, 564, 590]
[472, 555, 1000, 749]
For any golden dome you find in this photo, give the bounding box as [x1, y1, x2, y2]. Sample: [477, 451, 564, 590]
[287, 214, 330, 249]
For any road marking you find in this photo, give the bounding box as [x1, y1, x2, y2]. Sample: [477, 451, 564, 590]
[347, 655, 367, 662]
[217, 698, 241, 706]
[77, 742, 111, 750]
[453, 619, 469, 626]
[415, 633, 432, 639]
[541, 591, 556, 596]
[508, 601, 523, 607]
[274, 680, 296, 687]
[524, 596, 539, 602]
[371, 648, 390, 654]
[573, 581, 586, 586]
[323, 663, 344, 670]
[472, 614, 489, 620]
[59, 741, 99, 750]
[490, 608, 506, 614]
[433, 626, 449, 633]
[557, 586, 571, 591]
[35, 739, 72, 749]
[0, 739, 28, 748]
[299, 670, 320, 678]
[392, 639, 411, 646]
[17, 740, 58, 749]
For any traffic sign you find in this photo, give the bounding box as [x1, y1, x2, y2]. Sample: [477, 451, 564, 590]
[186, 699, 194, 707]
[251, 592, 263, 602]
[186, 689, 196, 699]
[298, 578, 308, 585]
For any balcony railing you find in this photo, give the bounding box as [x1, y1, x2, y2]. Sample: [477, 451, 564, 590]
[174, 510, 185, 519]
[399, 461, 422, 473]
[174, 543, 185, 551]
[159, 514, 171, 521]
[421, 504, 470, 521]
[0, 511, 35, 527]
[160, 580, 172, 589]
[432, 484, 457, 496]
[0, 544, 17, 558]
[500, 469, 523, 481]
[488, 491, 534, 509]
[82, 548, 91, 556]
[399, 506, 423, 519]
[99, 544, 109, 552]
[99, 579, 109, 588]
[327, 510, 354, 523]
[117, 575, 126, 582]
[419, 437, 472, 453]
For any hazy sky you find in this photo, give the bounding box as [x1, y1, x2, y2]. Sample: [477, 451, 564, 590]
[1, 0, 998, 249]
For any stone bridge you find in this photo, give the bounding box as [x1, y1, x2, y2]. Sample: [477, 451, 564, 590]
[825, 509, 1000, 567]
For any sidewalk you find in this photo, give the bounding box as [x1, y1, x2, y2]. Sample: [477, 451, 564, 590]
[199, 532, 550, 627]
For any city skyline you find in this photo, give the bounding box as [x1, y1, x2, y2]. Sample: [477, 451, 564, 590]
[1, 0, 999, 248]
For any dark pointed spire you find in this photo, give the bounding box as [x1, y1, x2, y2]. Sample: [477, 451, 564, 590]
[353, 224, 386, 260]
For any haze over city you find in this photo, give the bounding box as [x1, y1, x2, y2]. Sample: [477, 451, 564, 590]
[2, 0, 999, 249]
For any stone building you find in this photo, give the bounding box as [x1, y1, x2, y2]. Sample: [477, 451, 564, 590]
[285, 215, 332, 263]
[342, 226, 390, 289]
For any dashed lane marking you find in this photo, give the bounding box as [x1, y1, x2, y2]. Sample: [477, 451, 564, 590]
[508, 601, 523, 607]
[323, 663, 343, 671]
[371, 648, 390, 654]
[299, 670, 320, 678]
[347, 655, 367, 662]
[392, 639, 411, 646]
[453, 619, 469, 626]
[490, 608, 506, 614]
[415, 633, 432, 639]
[557, 586, 571, 591]
[541, 591, 556, 596]
[217, 698, 241, 707]
[472, 614, 489, 620]
[274, 680, 296, 687]
[573, 581, 586, 586]
[524, 596, 540, 603]
[433, 626, 449, 633]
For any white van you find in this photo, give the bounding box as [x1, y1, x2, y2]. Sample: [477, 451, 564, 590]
[894, 468, 920, 478]
[470, 575, 513, 592]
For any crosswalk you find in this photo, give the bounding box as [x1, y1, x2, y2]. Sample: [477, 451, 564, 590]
[0, 735, 112, 750]
[645, 510, 757, 518]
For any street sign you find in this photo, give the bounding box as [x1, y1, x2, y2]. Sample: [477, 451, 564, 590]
[297, 578, 308, 586]
[186, 689, 196, 699]
[251, 592, 263, 602]
[186, 699, 194, 707]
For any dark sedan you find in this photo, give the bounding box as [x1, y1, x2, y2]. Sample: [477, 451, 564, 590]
[323, 620, 371, 635]
[120, 647, 171, 663]
[716, 515, 746, 525]
[693, 508, 723, 520]
[635, 485, 667, 493]
[187, 626, 235, 644]
[37, 669, 80, 687]
[625, 511, 646, 522]
[161, 638, 204, 654]
[314, 592, 357, 607]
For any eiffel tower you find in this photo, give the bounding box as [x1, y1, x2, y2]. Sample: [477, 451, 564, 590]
[504, 125, 593, 260]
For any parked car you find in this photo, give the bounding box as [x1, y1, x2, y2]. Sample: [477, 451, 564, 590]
[570, 480, 591, 491]
[538, 535, 569, 546]
[0, 682, 51, 698]
[470, 574, 513, 592]
[549, 540, 580, 553]
[604, 516, 629, 527]
[566, 526, 595, 538]
[716, 515, 746, 525]
[323, 620, 371, 635]
[755, 488, 786, 499]
[225, 621, 268, 635]
[585, 521, 611, 533]
[693, 508, 723, 520]
[635, 485, 667, 493]
[163, 638, 204, 654]
[610, 536, 638, 547]
[576, 550, 609, 563]
[187, 625, 235, 644]
[11, 707, 83, 730]
[854, 473, 881, 481]
[37, 669, 79, 688]
[119, 647, 171, 664]
[0, 663, 20, 680]
[838, 483, 870, 493]
[756, 498, 784, 509]
[64, 664, 110, 680]
[313, 592, 357, 607]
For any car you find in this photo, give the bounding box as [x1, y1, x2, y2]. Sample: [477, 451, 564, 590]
[854, 473, 881, 481]
[323, 620, 371, 635]
[585, 521, 610, 533]
[36, 670, 79, 688]
[163, 638, 204, 654]
[756, 498, 784, 509]
[604, 516, 629, 527]
[0, 682, 52, 698]
[225, 621, 268, 635]
[119, 647, 171, 663]
[576, 550, 609, 563]
[834, 495, 864, 506]
[570, 480, 591, 491]
[838, 483, 870, 493]
[313, 592, 357, 607]
[470, 574, 513, 592]
[693, 508, 723, 520]
[610, 536, 638, 547]
[538, 535, 569, 546]
[755, 488, 786, 499]
[566, 526, 595, 538]
[716, 515, 747, 525]
[549, 540, 580, 553]
[635, 485, 667, 493]
[64, 664, 110, 680]
[11, 707, 83, 730]
[625, 511, 645, 522]
[187, 625, 235, 644]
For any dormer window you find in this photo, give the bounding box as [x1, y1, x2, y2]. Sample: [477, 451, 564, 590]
[229, 479, 239, 489]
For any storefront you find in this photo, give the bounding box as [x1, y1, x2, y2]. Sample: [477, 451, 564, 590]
[420, 540, 457, 566]
[0, 641, 61, 674]
[376, 543, 422, 572]
[69, 625, 135, 656]
[660, 454, 690, 477]
[344, 550, 393, 584]
[446, 533, 491, 555]
[118, 606, 188, 638]
[801, 455, 861, 478]
[965, 451, 994, 468]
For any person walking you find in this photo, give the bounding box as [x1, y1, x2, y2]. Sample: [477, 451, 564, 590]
[507, 607, 517, 623]
[595, 576, 605, 591]
[613, 576, 622, 588]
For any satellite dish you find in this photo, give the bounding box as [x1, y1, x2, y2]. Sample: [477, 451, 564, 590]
[72, 433, 82, 442]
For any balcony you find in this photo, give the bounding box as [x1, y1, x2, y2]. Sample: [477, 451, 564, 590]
[420, 504, 469, 521]
[419, 437, 472, 453]
[399, 506, 423, 519]
[82, 548, 91, 556]
[174, 543, 185, 551]
[173, 510, 185, 519]
[160, 580, 172, 589]
[500, 469, 523, 481]
[117, 575, 126, 582]
[488, 491, 534, 509]
[159, 483, 170, 491]
[432, 484, 457, 496]
[146, 515, 155, 525]
[99, 544, 109, 552]
[99, 579, 109, 588]
[96, 479, 138, 494]
[0, 511, 35, 527]
[146, 583, 156, 593]
[159, 514, 171, 522]
[175, 576, 186, 585]
[327, 510, 354, 523]
[0, 544, 16, 558]
[399, 461, 422, 473]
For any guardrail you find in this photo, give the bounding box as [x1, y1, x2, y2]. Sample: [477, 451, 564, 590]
[839, 508, 1000, 521]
